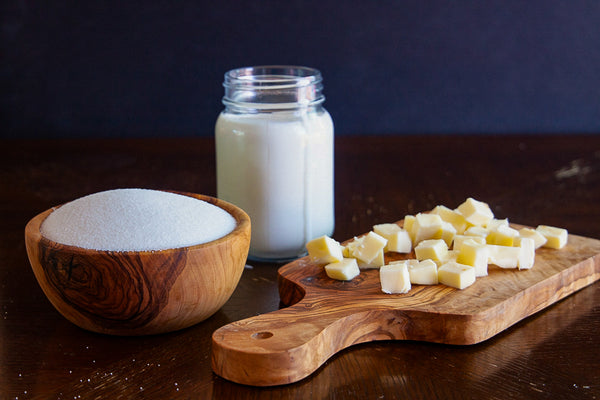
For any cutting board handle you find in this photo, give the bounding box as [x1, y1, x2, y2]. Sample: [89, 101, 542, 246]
[211, 298, 412, 387]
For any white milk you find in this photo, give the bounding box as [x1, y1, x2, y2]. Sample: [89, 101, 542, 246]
[216, 109, 334, 260]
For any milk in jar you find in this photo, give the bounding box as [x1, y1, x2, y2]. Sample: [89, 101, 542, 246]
[215, 66, 334, 261]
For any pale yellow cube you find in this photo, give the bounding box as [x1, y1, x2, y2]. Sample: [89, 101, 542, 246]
[443, 249, 459, 264]
[456, 238, 489, 277]
[452, 234, 486, 251]
[486, 218, 509, 230]
[373, 223, 412, 253]
[518, 228, 547, 249]
[413, 213, 443, 244]
[357, 248, 385, 269]
[306, 235, 343, 264]
[438, 261, 476, 289]
[342, 236, 362, 257]
[380, 261, 411, 294]
[407, 259, 438, 285]
[432, 204, 468, 234]
[324, 258, 360, 281]
[415, 239, 448, 261]
[464, 226, 489, 238]
[439, 221, 457, 248]
[456, 198, 494, 227]
[514, 237, 535, 270]
[536, 225, 568, 249]
[351, 231, 387, 264]
[432, 250, 459, 268]
[486, 224, 519, 246]
[403, 215, 416, 241]
[487, 244, 520, 269]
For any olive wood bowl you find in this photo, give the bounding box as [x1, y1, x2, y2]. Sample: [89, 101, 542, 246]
[24, 192, 251, 336]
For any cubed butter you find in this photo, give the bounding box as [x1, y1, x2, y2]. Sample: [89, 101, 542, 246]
[464, 226, 490, 238]
[324, 258, 360, 281]
[438, 261, 476, 289]
[456, 238, 489, 277]
[487, 244, 520, 269]
[373, 223, 412, 253]
[415, 239, 448, 261]
[407, 259, 438, 285]
[413, 213, 443, 244]
[432, 204, 469, 234]
[380, 261, 411, 294]
[536, 225, 568, 249]
[357, 248, 385, 269]
[456, 198, 494, 227]
[342, 236, 362, 257]
[515, 237, 535, 270]
[440, 221, 457, 248]
[432, 249, 459, 267]
[403, 215, 416, 241]
[486, 224, 519, 246]
[351, 231, 388, 264]
[518, 228, 547, 249]
[487, 218, 509, 230]
[452, 234, 486, 252]
[443, 249, 459, 264]
[306, 235, 343, 264]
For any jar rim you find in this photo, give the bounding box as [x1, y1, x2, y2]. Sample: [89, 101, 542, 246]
[223, 65, 322, 89]
[222, 65, 325, 108]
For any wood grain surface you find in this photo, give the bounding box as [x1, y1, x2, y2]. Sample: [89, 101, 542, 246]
[211, 225, 600, 386]
[2, 135, 599, 399]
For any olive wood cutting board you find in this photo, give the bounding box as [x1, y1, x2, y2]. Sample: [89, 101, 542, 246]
[211, 223, 600, 387]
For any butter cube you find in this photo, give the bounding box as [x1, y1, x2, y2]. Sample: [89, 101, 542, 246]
[324, 258, 360, 281]
[413, 213, 443, 244]
[456, 238, 489, 277]
[373, 223, 412, 253]
[440, 221, 457, 248]
[351, 231, 388, 264]
[518, 228, 547, 249]
[357, 248, 385, 269]
[380, 261, 411, 294]
[306, 235, 343, 264]
[464, 226, 489, 238]
[514, 237, 535, 270]
[403, 215, 416, 241]
[415, 239, 448, 261]
[438, 261, 476, 289]
[342, 236, 361, 257]
[443, 249, 459, 264]
[431, 250, 459, 267]
[452, 234, 486, 252]
[486, 224, 519, 246]
[407, 259, 438, 285]
[487, 218, 509, 230]
[487, 244, 520, 269]
[536, 225, 568, 249]
[432, 204, 468, 234]
[456, 198, 494, 227]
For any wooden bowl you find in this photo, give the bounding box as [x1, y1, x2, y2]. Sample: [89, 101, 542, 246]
[24, 192, 251, 336]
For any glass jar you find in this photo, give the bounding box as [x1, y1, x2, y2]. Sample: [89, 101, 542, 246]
[215, 66, 334, 261]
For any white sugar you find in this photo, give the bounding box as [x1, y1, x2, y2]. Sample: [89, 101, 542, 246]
[40, 189, 237, 251]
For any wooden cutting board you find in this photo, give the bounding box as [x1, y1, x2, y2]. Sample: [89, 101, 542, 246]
[211, 224, 600, 387]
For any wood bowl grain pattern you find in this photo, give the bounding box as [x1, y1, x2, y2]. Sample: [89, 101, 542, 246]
[25, 192, 250, 336]
[211, 222, 600, 386]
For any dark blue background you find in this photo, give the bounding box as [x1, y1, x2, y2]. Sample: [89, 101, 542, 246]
[2, 1, 600, 138]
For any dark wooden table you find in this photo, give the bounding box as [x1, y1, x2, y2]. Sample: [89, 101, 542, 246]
[1, 135, 599, 399]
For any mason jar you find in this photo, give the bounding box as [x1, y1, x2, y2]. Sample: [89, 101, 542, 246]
[215, 65, 334, 261]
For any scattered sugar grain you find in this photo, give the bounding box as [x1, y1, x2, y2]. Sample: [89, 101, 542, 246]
[40, 189, 237, 251]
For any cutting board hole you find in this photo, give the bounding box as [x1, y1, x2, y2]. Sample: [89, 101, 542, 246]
[252, 331, 273, 339]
